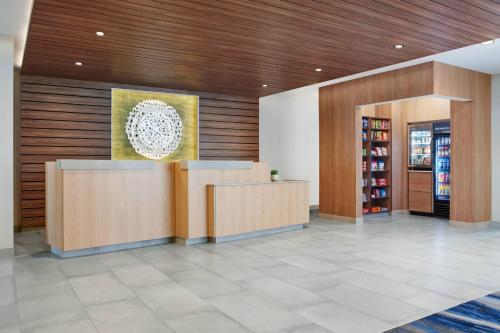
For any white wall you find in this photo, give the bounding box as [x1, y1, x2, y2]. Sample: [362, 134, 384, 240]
[0, 37, 14, 252]
[492, 74, 500, 222]
[259, 87, 319, 206]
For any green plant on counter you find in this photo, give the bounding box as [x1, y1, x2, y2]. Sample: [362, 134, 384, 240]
[271, 169, 279, 175]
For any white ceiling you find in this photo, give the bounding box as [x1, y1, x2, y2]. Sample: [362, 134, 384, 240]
[430, 39, 500, 75]
[0, 0, 33, 67]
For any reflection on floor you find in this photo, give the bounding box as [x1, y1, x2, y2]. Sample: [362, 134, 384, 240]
[388, 291, 500, 332]
[2, 213, 500, 333]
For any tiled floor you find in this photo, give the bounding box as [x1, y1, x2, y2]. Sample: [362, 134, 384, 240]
[2, 213, 500, 333]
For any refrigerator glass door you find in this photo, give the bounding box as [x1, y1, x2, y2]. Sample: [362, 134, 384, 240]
[435, 134, 451, 201]
[408, 124, 432, 169]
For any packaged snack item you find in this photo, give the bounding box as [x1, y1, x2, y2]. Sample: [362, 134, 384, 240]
[381, 147, 388, 156]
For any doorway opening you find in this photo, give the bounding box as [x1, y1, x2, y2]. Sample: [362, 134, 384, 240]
[358, 96, 452, 219]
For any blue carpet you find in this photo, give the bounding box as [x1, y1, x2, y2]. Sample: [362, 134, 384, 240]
[387, 292, 500, 332]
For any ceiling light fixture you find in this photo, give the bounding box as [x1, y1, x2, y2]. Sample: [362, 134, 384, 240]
[315, 68, 322, 72]
[262, 84, 268, 87]
[482, 40, 495, 45]
[394, 44, 404, 49]
[75, 61, 83, 66]
[96, 31, 105, 37]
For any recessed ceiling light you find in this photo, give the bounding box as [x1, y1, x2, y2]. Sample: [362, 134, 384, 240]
[315, 68, 322, 72]
[394, 44, 404, 49]
[96, 31, 105, 37]
[75, 61, 83, 66]
[262, 84, 268, 87]
[482, 40, 495, 45]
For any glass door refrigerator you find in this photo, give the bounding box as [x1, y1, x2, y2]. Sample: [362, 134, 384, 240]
[408, 123, 433, 170]
[433, 121, 451, 218]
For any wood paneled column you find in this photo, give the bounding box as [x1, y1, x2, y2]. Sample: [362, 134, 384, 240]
[319, 61, 491, 223]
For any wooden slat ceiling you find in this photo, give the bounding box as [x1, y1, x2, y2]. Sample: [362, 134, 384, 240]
[22, 0, 500, 97]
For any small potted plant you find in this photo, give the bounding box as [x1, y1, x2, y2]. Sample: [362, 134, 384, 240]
[271, 169, 279, 182]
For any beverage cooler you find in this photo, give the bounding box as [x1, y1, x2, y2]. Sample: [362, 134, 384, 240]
[433, 121, 451, 218]
[408, 123, 432, 170]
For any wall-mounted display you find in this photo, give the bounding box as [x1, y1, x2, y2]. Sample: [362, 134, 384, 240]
[112, 89, 199, 161]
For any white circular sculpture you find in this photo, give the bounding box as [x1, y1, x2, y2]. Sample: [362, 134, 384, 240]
[125, 99, 183, 160]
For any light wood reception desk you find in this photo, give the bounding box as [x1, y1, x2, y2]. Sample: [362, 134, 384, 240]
[46, 159, 310, 256]
[174, 160, 270, 244]
[207, 181, 310, 242]
[46, 160, 175, 257]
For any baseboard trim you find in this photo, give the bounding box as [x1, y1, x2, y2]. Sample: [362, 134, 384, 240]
[175, 237, 208, 246]
[209, 224, 304, 243]
[52, 237, 175, 258]
[449, 220, 491, 231]
[319, 213, 363, 224]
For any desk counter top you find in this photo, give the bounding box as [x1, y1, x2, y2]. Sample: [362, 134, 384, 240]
[56, 159, 155, 170]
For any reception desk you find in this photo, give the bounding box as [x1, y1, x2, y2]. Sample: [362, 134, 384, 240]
[45, 160, 175, 257]
[207, 181, 309, 242]
[46, 159, 309, 257]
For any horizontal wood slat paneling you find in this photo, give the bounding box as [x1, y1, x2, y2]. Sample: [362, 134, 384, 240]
[19, 75, 259, 229]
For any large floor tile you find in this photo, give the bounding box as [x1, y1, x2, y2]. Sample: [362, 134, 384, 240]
[0, 326, 20, 333]
[193, 255, 263, 281]
[133, 282, 211, 319]
[165, 310, 249, 333]
[278, 255, 344, 274]
[409, 276, 490, 300]
[296, 301, 393, 333]
[402, 291, 463, 312]
[17, 282, 86, 330]
[0, 261, 13, 278]
[97, 251, 143, 268]
[237, 276, 323, 309]
[0, 306, 19, 330]
[14, 265, 66, 287]
[112, 263, 170, 288]
[86, 298, 172, 333]
[347, 272, 425, 300]
[0, 277, 16, 307]
[69, 272, 134, 306]
[322, 284, 429, 325]
[207, 291, 310, 333]
[170, 269, 240, 298]
[22, 319, 97, 333]
[58, 256, 109, 278]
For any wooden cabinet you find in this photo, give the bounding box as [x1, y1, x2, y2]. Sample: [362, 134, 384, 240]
[408, 171, 433, 213]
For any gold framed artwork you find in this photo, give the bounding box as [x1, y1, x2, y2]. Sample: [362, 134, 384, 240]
[111, 88, 199, 161]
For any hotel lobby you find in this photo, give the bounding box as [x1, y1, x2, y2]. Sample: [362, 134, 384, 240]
[1, 1, 500, 332]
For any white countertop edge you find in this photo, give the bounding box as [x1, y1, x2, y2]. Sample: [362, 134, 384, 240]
[208, 180, 309, 187]
[180, 160, 253, 170]
[56, 160, 156, 170]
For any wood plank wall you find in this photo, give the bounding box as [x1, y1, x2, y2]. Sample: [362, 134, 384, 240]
[19, 75, 259, 229]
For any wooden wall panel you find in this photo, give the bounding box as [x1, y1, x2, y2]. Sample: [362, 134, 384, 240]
[450, 72, 491, 223]
[20, 75, 259, 229]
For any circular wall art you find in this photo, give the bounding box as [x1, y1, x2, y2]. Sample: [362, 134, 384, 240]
[125, 99, 183, 160]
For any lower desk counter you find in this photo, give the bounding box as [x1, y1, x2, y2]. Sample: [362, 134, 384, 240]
[207, 181, 310, 241]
